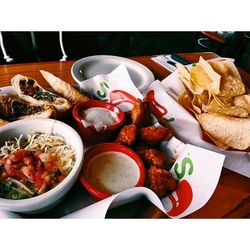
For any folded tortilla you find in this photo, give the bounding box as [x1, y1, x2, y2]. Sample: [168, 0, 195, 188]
[11, 74, 71, 114]
[0, 119, 9, 127]
[0, 95, 57, 121]
[196, 112, 250, 150]
[40, 70, 89, 104]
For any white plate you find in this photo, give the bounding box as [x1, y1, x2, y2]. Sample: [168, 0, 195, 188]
[0, 86, 17, 95]
[71, 55, 155, 91]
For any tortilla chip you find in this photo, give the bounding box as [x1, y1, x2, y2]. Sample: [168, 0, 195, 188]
[209, 60, 245, 97]
[190, 91, 211, 114]
[177, 57, 249, 151]
[233, 94, 250, 114]
[176, 63, 203, 95]
[222, 60, 242, 81]
[196, 113, 250, 150]
[202, 130, 230, 150]
[220, 75, 245, 98]
[209, 60, 230, 76]
[212, 94, 232, 108]
[202, 104, 249, 118]
[179, 92, 198, 115]
[195, 56, 221, 95]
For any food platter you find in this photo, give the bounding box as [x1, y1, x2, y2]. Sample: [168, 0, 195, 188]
[71, 55, 155, 91]
[0, 54, 249, 219]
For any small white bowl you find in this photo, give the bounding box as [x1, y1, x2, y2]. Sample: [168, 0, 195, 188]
[0, 118, 84, 214]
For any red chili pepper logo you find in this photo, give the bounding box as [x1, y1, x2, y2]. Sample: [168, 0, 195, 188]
[166, 180, 193, 217]
[109, 90, 137, 106]
[146, 89, 175, 126]
[146, 90, 168, 118]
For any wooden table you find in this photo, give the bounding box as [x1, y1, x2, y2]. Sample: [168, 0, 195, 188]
[0, 52, 249, 218]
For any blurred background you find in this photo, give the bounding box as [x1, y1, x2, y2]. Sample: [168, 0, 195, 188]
[0, 31, 249, 73]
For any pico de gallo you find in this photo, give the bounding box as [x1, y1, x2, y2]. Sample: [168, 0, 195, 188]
[0, 133, 75, 199]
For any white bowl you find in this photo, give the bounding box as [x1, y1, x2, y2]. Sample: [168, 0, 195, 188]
[71, 55, 155, 91]
[0, 118, 84, 214]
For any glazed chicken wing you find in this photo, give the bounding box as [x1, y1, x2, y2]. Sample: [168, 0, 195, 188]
[115, 124, 137, 146]
[147, 166, 178, 197]
[131, 99, 152, 128]
[140, 126, 174, 145]
[135, 144, 167, 168]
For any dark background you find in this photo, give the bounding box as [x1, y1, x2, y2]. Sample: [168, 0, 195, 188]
[0, 31, 249, 73]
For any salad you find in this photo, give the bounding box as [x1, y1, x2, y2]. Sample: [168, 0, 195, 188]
[0, 133, 75, 199]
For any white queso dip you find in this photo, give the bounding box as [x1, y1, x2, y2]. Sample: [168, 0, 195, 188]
[81, 107, 119, 132]
[86, 151, 140, 194]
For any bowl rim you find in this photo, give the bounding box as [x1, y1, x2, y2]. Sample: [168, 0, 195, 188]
[0, 118, 84, 209]
[72, 100, 125, 131]
[80, 142, 146, 200]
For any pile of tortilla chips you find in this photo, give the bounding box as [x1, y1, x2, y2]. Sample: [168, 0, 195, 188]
[176, 56, 250, 150]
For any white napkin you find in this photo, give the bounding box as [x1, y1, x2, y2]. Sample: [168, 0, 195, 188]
[151, 54, 178, 72]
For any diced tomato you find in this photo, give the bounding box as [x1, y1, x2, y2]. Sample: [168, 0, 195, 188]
[1, 149, 67, 193]
[34, 150, 43, 160]
[45, 162, 61, 173]
[5, 159, 12, 165]
[43, 175, 52, 186]
[57, 173, 67, 183]
[35, 160, 43, 189]
[27, 87, 35, 96]
[21, 165, 35, 181]
[11, 162, 24, 169]
[35, 171, 43, 189]
[9, 149, 30, 162]
[4, 164, 15, 176]
[38, 153, 57, 163]
[3, 163, 22, 178]
[38, 153, 61, 174]
[23, 156, 33, 165]
[0, 171, 8, 179]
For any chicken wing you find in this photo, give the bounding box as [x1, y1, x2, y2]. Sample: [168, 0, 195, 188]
[139, 126, 174, 145]
[147, 166, 178, 197]
[115, 124, 137, 146]
[131, 99, 152, 128]
[135, 144, 167, 168]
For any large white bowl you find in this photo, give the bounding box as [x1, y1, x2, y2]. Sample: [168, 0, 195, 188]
[71, 55, 155, 91]
[0, 118, 84, 214]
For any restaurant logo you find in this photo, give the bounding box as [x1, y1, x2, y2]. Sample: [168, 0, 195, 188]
[109, 90, 137, 106]
[96, 81, 110, 102]
[146, 90, 175, 123]
[95, 81, 137, 109]
[166, 156, 194, 217]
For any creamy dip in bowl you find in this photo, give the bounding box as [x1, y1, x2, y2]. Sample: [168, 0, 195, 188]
[72, 100, 125, 145]
[80, 143, 146, 200]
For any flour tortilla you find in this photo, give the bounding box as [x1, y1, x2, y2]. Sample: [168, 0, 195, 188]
[0, 94, 57, 121]
[0, 119, 9, 127]
[11, 74, 71, 114]
[40, 70, 89, 104]
[196, 112, 250, 150]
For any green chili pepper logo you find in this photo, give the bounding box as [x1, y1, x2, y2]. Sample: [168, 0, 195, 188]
[96, 81, 110, 101]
